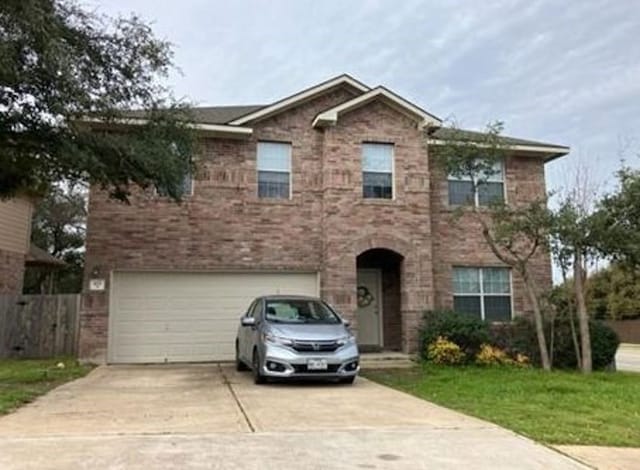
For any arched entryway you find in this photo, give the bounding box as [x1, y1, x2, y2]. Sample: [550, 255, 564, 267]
[356, 248, 404, 352]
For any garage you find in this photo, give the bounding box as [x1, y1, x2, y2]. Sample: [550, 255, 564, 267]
[108, 271, 319, 363]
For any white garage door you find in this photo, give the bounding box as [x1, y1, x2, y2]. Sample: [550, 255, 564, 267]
[109, 271, 318, 364]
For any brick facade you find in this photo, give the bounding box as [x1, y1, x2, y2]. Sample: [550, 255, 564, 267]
[82, 82, 554, 362]
[0, 248, 25, 294]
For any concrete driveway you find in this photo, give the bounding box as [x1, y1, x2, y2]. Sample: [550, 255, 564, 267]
[0, 365, 586, 469]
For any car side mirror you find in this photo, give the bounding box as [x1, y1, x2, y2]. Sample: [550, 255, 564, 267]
[343, 319, 351, 327]
[241, 316, 256, 327]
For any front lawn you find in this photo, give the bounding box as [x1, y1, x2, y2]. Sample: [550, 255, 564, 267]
[0, 358, 93, 415]
[364, 365, 640, 447]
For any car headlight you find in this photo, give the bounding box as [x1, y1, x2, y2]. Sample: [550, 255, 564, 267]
[262, 333, 294, 347]
[337, 335, 356, 346]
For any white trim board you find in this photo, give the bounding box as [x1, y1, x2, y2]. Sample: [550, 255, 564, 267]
[313, 87, 442, 128]
[229, 74, 370, 125]
[427, 138, 570, 160]
[80, 117, 253, 139]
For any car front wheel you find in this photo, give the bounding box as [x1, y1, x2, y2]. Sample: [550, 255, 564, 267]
[252, 349, 266, 384]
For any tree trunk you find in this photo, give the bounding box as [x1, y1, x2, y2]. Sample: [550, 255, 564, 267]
[562, 269, 582, 370]
[574, 251, 592, 373]
[522, 269, 551, 371]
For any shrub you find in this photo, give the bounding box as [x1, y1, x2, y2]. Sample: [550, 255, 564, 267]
[475, 344, 513, 366]
[490, 316, 620, 370]
[420, 310, 490, 361]
[590, 321, 620, 370]
[475, 343, 531, 367]
[426, 336, 466, 365]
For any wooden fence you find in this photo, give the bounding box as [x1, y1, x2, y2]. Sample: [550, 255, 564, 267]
[0, 294, 81, 358]
[604, 319, 640, 345]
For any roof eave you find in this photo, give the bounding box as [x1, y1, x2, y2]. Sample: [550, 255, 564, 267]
[78, 117, 253, 139]
[228, 74, 371, 126]
[427, 138, 570, 162]
[312, 87, 442, 129]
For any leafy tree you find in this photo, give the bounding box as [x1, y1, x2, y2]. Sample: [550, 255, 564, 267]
[597, 166, 640, 269]
[553, 264, 640, 321]
[548, 163, 609, 374]
[432, 122, 553, 370]
[23, 182, 86, 293]
[0, 0, 195, 202]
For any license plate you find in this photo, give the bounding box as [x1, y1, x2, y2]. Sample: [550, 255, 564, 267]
[307, 359, 328, 370]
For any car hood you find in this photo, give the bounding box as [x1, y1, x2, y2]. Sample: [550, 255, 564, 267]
[267, 323, 349, 341]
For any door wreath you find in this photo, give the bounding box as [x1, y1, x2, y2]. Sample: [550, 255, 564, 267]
[357, 285, 375, 308]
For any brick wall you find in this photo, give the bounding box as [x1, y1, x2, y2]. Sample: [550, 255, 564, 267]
[430, 155, 552, 317]
[0, 248, 25, 294]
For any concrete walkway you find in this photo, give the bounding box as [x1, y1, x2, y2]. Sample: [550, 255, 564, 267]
[0, 364, 587, 469]
[556, 446, 640, 470]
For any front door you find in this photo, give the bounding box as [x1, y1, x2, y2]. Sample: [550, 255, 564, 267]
[356, 269, 382, 347]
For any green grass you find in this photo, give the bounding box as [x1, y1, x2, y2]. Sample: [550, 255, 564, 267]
[0, 358, 93, 415]
[364, 365, 640, 447]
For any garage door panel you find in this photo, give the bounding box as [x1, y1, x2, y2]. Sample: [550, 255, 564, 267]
[110, 271, 318, 363]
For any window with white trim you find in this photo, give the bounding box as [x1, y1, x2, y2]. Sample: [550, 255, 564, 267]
[257, 141, 291, 199]
[362, 142, 393, 199]
[448, 159, 504, 206]
[453, 267, 512, 321]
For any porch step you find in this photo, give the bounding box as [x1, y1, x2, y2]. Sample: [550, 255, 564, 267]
[359, 352, 417, 369]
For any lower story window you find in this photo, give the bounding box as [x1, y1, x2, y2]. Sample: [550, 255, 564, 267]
[258, 170, 290, 198]
[452, 267, 512, 321]
[363, 172, 393, 199]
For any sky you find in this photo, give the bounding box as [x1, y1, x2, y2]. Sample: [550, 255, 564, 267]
[90, 0, 640, 196]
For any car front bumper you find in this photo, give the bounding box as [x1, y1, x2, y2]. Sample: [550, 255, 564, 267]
[260, 342, 360, 379]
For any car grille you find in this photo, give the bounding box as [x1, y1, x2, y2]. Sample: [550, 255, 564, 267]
[291, 340, 340, 353]
[292, 364, 341, 374]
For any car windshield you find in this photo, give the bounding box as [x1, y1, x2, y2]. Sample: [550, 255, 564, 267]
[264, 299, 341, 324]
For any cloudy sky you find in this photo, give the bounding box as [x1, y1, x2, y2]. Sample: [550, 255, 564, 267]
[91, 0, 639, 195]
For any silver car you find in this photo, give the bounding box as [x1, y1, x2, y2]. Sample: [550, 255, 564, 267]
[235, 295, 360, 384]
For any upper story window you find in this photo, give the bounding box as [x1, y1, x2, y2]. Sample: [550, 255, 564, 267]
[157, 168, 193, 198]
[257, 141, 291, 199]
[448, 159, 504, 206]
[362, 142, 394, 199]
[453, 267, 512, 321]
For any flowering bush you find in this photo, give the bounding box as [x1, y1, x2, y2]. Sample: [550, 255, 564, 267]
[475, 344, 531, 367]
[426, 336, 466, 365]
[475, 344, 512, 366]
[515, 353, 531, 367]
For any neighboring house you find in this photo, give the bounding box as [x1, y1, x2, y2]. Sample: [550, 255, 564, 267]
[0, 197, 65, 295]
[80, 74, 569, 364]
[0, 197, 34, 294]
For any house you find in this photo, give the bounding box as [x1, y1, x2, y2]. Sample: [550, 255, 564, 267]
[80, 74, 569, 364]
[0, 197, 66, 295]
[0, 197, 34, 294]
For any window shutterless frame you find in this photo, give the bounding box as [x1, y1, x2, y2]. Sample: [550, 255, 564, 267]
[447, 159, 506, 207]
[155, 171, 194, 198]
[257, 141, 292, 199]
[452, 267, 513, 321]
[362, 142, 394, 200]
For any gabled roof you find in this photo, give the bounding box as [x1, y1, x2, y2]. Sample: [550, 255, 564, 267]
[312, 86, 442, 128]
[428, 128, 570, 161]
[228, 74, 370, 125]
